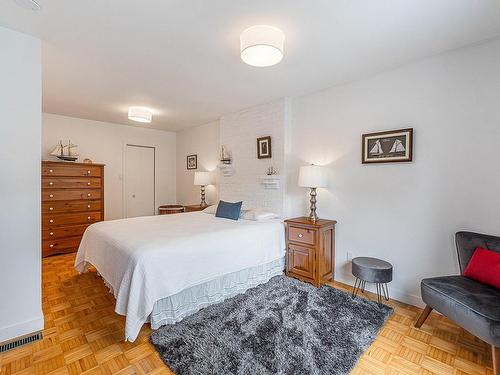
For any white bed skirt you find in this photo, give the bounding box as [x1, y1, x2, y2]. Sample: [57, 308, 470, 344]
[148, 256, 285, 330]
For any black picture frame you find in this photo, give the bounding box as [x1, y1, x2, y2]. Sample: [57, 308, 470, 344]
[257, 136, 272, 159]
[187, 154, 197, 170]
[362, 128, 413, 164]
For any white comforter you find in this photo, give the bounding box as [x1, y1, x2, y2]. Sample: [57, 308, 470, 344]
[75, 212, 285, 341]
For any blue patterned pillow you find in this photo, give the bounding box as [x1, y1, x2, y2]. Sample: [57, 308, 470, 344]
[215, 200, 243, 220]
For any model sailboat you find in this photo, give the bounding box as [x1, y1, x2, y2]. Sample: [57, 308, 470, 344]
[50, 140, 79, 162]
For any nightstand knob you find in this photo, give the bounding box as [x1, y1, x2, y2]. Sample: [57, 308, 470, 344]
[49, 232, 54, 236]
[49, 219, 54, 223]
[49, 169, 53, 173]
[298, 233, 303, 238]
[49, 194, 54, 198]
[49, 207, 53, 211]
[87, 182, 91, 186]
[50, 244, 54, 248]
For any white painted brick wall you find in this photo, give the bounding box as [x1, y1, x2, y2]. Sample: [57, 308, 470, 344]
[219, 99, 287, 216]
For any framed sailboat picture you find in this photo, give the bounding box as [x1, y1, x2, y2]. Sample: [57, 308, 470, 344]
[362, 128, 413, 164]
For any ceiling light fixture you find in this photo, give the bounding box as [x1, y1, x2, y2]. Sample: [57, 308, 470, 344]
[240, 25, 285, 67]
[128, 107, 153, 123]
[13, 0, 41, 11]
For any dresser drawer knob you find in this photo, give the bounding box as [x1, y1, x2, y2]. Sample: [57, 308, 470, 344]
[298, 233, 303, 238]
[49, 207, 53, 211]
[49, 194, 54, 198]
[87, 216, 91, 220]
[87, 205, 91, 208]
[49, 169, 53, 173]
[49, 182, 53, 186]
[87, 170, 91, 175]
[49, 232, 54, 236]
[49, 219, 54, 223]
[49, 244, 54, 248]
[87, 182, 91, 186]
[87, 193, 91, 197]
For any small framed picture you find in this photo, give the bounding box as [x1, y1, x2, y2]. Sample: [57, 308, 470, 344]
[257, 136, 272, 159]
[362, 128, 413, 164]
[187, 154, 197, 170]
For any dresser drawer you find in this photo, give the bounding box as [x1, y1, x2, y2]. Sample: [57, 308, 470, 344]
[42, 189, 101, 201]
[288, 225, 316, 246]
[42, 164, 102, 177]
[42, 236, 82, 256]
[43, 212, 102, 227]
[42, 200, 101, 214]
[42, 177, 102, 189]
[42, 224, 90, 240]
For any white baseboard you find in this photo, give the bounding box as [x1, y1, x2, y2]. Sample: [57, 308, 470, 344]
[0, 315, 44, 343]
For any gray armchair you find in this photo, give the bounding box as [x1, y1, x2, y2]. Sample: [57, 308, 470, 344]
[415, 231, 500, 375]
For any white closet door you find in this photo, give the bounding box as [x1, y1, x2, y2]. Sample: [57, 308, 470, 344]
[124, 145, 155, 218]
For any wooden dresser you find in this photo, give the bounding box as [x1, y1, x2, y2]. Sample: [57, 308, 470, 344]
[42, 161, 105, 257]
[284, 217, 336, 287]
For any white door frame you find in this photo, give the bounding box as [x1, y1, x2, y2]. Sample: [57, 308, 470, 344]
[122, 143, 157, 218]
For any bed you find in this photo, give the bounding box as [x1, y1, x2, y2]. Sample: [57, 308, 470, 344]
[74, 211, 286, 341]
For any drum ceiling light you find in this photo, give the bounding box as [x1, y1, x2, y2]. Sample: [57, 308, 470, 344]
[128, 107, 153, 123]
[240, 25, 285, 67]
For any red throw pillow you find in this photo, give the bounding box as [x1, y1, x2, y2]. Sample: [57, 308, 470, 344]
[463, 247, 500, 290]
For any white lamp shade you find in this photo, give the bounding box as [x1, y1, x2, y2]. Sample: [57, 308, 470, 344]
[240, 25, 284, 67]
[128, 107, 153, 123]
[194, 171, 214, 186]
[298, 165, 328, 188]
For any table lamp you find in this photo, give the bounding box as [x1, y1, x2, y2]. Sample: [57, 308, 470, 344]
[194, 171, 214, 207]
[298, 165, 328, 222]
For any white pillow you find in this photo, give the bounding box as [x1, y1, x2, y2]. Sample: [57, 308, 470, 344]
[202, 205, 217, 214]
[240, 208, 278, 221]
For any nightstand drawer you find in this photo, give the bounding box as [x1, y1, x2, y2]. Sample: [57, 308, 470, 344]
[288, 225, 315, 246]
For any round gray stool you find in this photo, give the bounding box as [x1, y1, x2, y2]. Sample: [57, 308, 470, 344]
[351, 257, 393, 304]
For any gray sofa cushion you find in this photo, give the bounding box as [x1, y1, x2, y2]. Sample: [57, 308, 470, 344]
[421, 275, 500, 346]
[456, 231, 500, 274]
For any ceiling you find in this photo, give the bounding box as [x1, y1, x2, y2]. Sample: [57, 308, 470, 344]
[2, 0, 500, 131]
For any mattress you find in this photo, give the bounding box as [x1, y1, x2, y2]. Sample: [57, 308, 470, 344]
[75, 212, 286, 341]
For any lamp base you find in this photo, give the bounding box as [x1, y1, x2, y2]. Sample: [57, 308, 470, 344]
[200, 185, 207, 207]
[308, 187, 319, 222]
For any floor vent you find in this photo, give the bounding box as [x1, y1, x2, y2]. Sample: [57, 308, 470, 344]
[0, 331, 42, 353]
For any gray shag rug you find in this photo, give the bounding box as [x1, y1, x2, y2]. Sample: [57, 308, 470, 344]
[151, 276, 392, 375]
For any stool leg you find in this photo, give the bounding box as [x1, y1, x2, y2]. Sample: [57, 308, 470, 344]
[376, 283, 382, 304]
[361, 280, 366, 293]
[352, 278, 360, 297]
[382, 283, 390, 301]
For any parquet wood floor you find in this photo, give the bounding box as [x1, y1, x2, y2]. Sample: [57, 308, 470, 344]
[0, 253, 494, 374]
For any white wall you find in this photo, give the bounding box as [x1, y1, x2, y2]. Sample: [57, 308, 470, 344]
[219, 99, 289, 216]
[287, 39, 500, 306]
[42, 114, 176, 220]
[176, 121, 220, 205]
[0, 27, 43, 342]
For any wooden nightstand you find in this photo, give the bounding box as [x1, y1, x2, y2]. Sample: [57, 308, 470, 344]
[284, 217, 337, 287]
[184, 204, 207, 213]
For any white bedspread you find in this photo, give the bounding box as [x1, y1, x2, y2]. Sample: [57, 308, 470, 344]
[74, 212, 285, 341]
